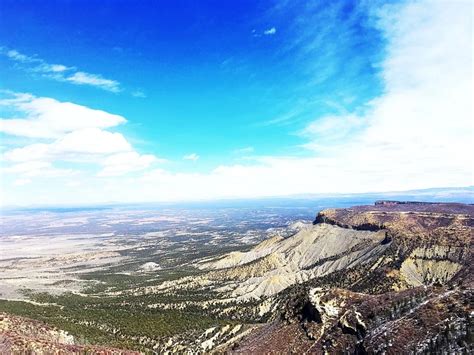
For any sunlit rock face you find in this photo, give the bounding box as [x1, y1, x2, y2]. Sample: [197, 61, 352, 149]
[229, 201, 473, 354]
[198, 224, 389, 299]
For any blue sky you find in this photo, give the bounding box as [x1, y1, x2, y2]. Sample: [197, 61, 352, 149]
[0, 0, 472, 205]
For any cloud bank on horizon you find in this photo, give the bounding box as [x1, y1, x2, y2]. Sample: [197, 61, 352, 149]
[0, 0, 472, 206]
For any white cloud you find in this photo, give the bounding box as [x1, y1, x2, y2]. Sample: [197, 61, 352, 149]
[131, 90, 147, 98]
[1, 48, 121, 92]
[1, 93, 161, 187]
[301, 114, 364, 150]
[5, 161, 51, 174]
[6, 49, 33, 62]
[54, 128, 132, 155]
[183, 153, 199, 161]
[13, 178, 32, 186]
[2, 130, 133, 163]
[66, 72, 121, 93]
[3, 144, 50, 162]
[66, 181, 81, 187]
[0, 93, 126, 138]
[264, 27, 277, 35]
[98, 152, 159, 177]
[47, 64, 69, 72]
[5, 161, 75, 178]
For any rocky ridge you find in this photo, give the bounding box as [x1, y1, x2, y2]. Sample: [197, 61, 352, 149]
[231, 201, 473, 353]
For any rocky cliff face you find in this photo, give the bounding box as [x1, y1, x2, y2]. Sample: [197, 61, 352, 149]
[314, 201, 473, 289]
[314, 201, 473, 246]
[231, 201, 473, 354]
[233, 286, 472, 354]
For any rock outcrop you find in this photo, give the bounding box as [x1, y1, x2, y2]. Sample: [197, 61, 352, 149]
[314, 201, 473, 246]
[233, 286, 473, 354]
[230, 201, 473, 353]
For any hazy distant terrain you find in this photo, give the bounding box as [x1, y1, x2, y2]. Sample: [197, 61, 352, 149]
[0, 204, 316, 299]
[0, 189, 472, 352]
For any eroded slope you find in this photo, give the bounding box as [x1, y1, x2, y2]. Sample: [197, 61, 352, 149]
[231, 201, 473, 353]
[152, 223, 390, 301]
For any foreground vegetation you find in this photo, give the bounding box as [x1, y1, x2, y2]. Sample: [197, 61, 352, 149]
[0, 290, 234, 352]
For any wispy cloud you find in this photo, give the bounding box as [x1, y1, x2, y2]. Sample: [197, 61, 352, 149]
[298, 0, 473, 185]
[252, 27, 277, 37]
[131, 90, 147, 98]
[183, 153, 199, 161]
[1, 48, 121, 92]
[234, 146, 254, 154]
[6, 49, 35, 62]
[47, 64, 69, 72]
[257, 1, 384, 127]
[66, 72, 120, 92]
[300, 114, 365, 151]
[263, 27, 277, 35]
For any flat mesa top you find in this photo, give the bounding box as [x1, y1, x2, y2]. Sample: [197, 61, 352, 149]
[316, 200, 474, 244]
[347, 200, 474, 216]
